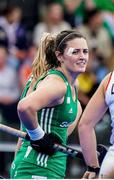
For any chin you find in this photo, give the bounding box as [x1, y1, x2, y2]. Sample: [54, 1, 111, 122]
[77, 68, 86, 73]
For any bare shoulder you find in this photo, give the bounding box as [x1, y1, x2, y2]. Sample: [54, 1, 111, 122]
[44, 74, 66, 87]
[90, 73, 112, 98]
[101, 72, 112, 89]
[36, 74, 67, 95]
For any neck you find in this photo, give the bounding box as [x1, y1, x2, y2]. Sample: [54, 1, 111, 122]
[56, 67, 78, 86]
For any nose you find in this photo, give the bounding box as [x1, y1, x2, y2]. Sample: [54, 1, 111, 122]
[79, 51, 85, 58]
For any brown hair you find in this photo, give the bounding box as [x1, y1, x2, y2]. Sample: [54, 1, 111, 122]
[32, 30, 86, 80]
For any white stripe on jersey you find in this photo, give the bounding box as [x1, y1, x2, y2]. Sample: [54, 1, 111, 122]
[24, 146, 32, 158]
[40, 109, 45, 129]
[48, 108, 54, 133]
[44, 108, 50, 132]
[37, 153, 48, 167]
[37, 108, 54, 166]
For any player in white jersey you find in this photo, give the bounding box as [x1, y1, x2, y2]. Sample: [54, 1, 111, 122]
[78, 71, 114, 179]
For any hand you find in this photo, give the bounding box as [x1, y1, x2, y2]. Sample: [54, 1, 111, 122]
[82, 166, 100, 179]
[82, 171, 97, 179]
[30, 133, 62, 155]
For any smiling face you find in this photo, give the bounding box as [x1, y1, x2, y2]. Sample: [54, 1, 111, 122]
[59, 37, 89, 76]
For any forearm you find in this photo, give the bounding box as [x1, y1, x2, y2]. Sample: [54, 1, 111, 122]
[18, 107, 38, 130]
[78, 124, 99, 167]
[17, 101, 45, 141]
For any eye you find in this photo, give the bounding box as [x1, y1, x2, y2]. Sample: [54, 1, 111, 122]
[83, 49, 89, 54]
[72, 50, 79, 54]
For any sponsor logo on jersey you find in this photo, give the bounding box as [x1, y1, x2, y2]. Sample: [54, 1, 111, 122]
[60, 121, 69, 127]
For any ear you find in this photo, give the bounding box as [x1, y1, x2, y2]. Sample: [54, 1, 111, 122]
[55, 51, 63, 63]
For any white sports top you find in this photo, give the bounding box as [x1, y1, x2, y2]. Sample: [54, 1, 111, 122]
[105, 71, 114, 144]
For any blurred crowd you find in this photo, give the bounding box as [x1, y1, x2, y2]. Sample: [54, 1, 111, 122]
[0, 0, 114, 125]
[0, 0, 114, 178]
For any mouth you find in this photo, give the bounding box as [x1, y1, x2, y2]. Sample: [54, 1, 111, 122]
[75, 60, 87, 66]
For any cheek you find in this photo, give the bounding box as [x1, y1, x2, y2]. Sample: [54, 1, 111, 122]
[71, 56, 79, 62]
[66, 56, 76, 64]
[63, 54, 79, 65]
[86, 54, 89, 61]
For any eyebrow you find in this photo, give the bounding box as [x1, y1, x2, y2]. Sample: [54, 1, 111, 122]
[73, 48, 89, 51]
[74, 48, 88, 50]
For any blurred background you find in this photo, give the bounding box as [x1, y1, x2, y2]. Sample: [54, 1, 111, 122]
[0, 0, 114, 178]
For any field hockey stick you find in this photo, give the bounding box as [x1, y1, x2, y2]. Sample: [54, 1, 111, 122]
[0, 123, 83, 159]
[0, 123, 107, 163]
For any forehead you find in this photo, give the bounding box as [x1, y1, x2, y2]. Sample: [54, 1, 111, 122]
[66, 38, 88, 49]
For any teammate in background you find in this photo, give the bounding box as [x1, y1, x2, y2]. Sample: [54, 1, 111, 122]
[10, 29, 89, 179]
[78, 72, 114, 179]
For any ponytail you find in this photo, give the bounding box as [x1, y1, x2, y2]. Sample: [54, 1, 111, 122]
[32, 33, 55, 80]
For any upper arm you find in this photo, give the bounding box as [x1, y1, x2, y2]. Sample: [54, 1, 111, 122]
[18, 76, 67, 111]
[79, 75, 109, 128]
[68, 100, 82, 136]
